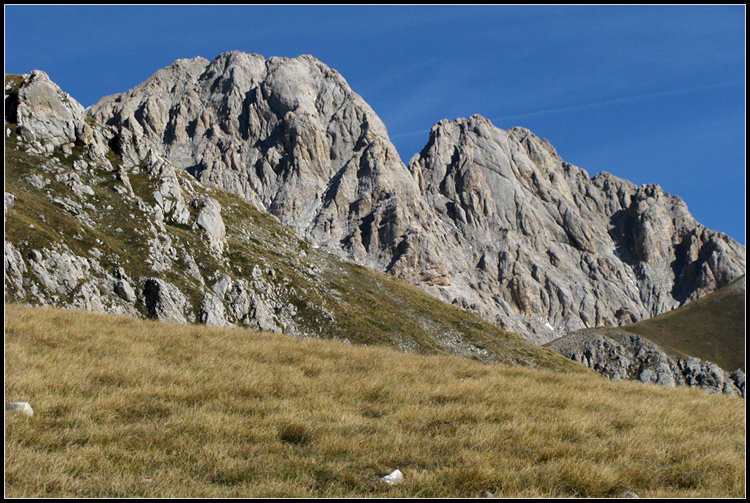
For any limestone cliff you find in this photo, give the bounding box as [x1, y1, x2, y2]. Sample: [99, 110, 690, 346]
[89, 52, 451, 288]
[408, 116, 745, 342]
[87, 52, 745, 344]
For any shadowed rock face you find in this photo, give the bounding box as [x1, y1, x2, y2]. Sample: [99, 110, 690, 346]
[86, 52, 745, 344]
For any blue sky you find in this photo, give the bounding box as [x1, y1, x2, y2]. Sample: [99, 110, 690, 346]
[5, 5, 745, 244]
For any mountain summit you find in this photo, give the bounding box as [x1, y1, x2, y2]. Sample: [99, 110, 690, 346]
[86, 51, 745, 344]
[90, 51, 449, 282]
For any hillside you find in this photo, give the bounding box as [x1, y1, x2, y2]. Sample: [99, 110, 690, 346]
[5, 303, 745, 498]
[545, 277, 745, 396]
[622, 275, 745, 372]
[4, 55, 746, 390]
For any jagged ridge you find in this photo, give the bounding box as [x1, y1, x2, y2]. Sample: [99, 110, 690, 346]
[85, 52, 745, 345]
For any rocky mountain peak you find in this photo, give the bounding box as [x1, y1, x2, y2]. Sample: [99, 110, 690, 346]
[5, 70, 121, 170]
[8, 70, 586, 372]
[8, 70, 85, 148]
[408, 114, 744, 341]
[81, 54, 745, 344]
[89, 51, 432, 278]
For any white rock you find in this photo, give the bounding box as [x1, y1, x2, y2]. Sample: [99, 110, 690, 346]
[114, 279, 136, 303]
[142, 277, 190, 323]
[379, 469, 403, 484]
[6, 402, 34, 417]
[193, 197, 226, 254]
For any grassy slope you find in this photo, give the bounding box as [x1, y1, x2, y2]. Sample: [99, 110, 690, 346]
[4, 117, 583, 373]
[4, 303, 745, 498]
[621, 277, 745, 372]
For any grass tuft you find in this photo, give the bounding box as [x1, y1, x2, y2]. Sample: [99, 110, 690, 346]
[278, 422, 315, 446]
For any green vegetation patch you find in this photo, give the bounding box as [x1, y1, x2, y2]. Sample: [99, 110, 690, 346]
[5, 74, 25, 95]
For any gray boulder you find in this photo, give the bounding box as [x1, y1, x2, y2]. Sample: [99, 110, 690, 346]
[6, 402, 34, 417]
[4, 192, 17, 216]
[4, 241, 27, 295]
[193, 196, 226, 254]
[729, 369, 745, 397]
[143, 150, 193, 225]
[54, 171, 95, 196]
[248, 292, 281, 333]
[199, 292, 231, 327]
[114, 279, 136, 303]
[142, 278, 190, 324]
[25, 247, 94, 295]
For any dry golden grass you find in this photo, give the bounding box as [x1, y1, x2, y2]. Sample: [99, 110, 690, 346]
[5, 303, 745, 497]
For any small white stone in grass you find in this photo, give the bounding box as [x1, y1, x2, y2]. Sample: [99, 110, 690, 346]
[380, 469, 403, 484]
[6, 402, 34, 417]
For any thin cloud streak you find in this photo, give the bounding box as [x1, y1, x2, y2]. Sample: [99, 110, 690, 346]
[489, 80, 743, 124]
[391, 130, 431, 139]
[390, 80, 743, 141]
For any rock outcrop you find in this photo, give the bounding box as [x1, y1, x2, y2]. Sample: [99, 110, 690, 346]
[407, 117, 745, 342]
[193, 196, 226, 254]
[8, 70, 113, 164]
[87, 53, 745, 344]
[142, 278, 192, 324]
[545, 327, 745, 397]
[4, 71, 290, 332]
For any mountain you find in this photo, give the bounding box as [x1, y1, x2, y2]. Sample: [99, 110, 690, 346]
[3, 71, 584, 373]
[88, 52, 454, 300]
[4, 52, 746, 389]
[87, 52, 745, 345]
[407, 118, 746, 343]
[4, 53, 745, 499]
